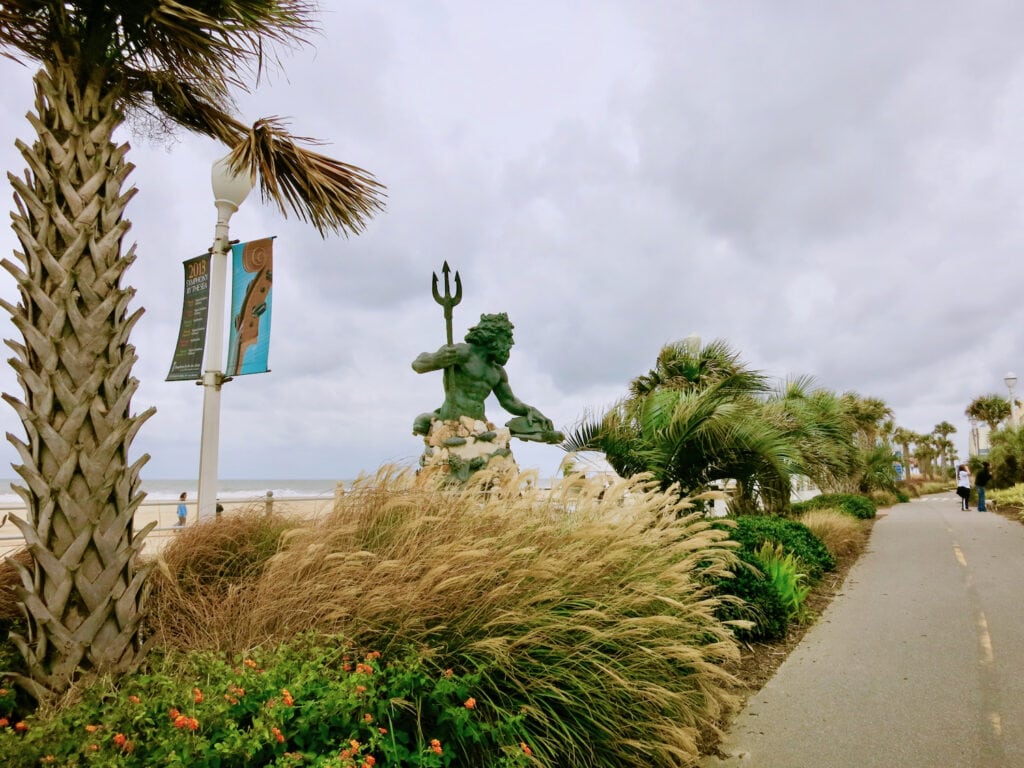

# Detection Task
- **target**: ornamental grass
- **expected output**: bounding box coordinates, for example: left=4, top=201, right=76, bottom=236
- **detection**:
left=147, top=466, right=745, bottom=767
left=796, top=509, right=869, bottom=558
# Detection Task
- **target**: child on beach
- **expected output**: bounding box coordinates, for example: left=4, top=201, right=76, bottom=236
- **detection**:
left=177, top=492, right=188, bottom=526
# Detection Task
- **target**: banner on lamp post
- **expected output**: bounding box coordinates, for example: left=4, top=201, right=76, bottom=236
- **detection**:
left=166, top=253, right=211, bottom=381
left=225, top=237, right=274, bottom=376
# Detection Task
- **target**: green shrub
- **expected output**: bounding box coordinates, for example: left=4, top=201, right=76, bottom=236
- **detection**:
left=791, top=493, right=876, bottom=520
left=754, top=542, right=811, bottom=623
left=0, top=635, right=532, bottom=767
left=713, top=548, right=790, bottom=641
left=719, top=516, right=835, bottom=580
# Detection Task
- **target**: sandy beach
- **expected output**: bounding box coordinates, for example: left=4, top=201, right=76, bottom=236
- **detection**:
left=0, top=493, right=336, bottom=557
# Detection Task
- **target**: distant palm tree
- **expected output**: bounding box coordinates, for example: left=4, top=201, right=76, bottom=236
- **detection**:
left=933, top=421, right=958, bottom=473
left=0, top=1, right=384, bottom=701
left=892, top=426, right=916, bottom=479
left=841, top=392, right=894, bottom=450
left=965, top=395, right=1011, bottom=452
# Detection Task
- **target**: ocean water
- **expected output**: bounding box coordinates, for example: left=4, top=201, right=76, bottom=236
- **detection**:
left=0, top=478, right=344, bottom=506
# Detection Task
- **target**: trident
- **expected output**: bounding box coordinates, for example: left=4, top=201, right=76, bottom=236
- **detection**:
left=432, top=261, right=462, bottom=392
left=432, top=260, right=462, bottom=346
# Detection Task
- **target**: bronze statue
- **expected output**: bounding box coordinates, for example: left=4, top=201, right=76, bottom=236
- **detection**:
left=413, top=312, right=563, bottom=444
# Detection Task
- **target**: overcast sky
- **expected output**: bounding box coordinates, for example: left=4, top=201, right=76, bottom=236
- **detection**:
left=0, top=1, right=1022, bottom=481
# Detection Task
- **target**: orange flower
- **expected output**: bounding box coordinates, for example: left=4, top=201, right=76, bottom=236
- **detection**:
left=168, top=708, right=181, bottom=719
left=89, top=744, right=99, bottom=752
left=349, top=739, right=361, bottom=751
left=464, top=697, right=476, bottom=709
left=363, top=757, right=377, bottom=767
left=443, top=669, right=454, bottom=678
left=430, top=738, right=442, bottom=755
left=128, top=695, right=142, bottom=705
left=354, top=685, right=367, bottom=695
left=85, top=724, right=100, bottom=733
left=520, top=742, right=533, bottom=757
left=363, top=713, right=373, bottom=723
left=281, top=688, right=295, bottom=706
left=0, top=718, right=8, bottom=728
left=365, top=651, right=381, bottom=660
left=14, top=721, right=28, bottom=733
left=243, top=658, right=258, bottom=668
left=173, top=715, right=189, bottom=729
left=193, top=688, right=204, bottom=703
left=41, top=757, right=56, bottom=764
left=113, top=733, right=127, bottom=748
left=355, top=663, right=374, bottom=675
left=378, top=727, right=388, bottom=735
left=187, top=717, right=200, bottom=731
left=272, top=726, right=286, bottom=743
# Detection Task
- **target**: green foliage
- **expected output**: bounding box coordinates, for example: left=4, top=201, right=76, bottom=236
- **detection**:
left=0, top=636, right=531, bottom=767
left=987, top=425, right=1024, bottom=489
left=720, top=516, right=835, bottom=581
left=753, top=543, right=811, bottom=623
left=792, top=493, right=876, bottom=520
left=713, top=548, right=791, bottom=641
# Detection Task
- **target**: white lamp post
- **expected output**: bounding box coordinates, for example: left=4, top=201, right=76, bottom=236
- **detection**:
left=1006, top=371, right=1018, bottom=428
left=197, top=155, right=254, bottom=521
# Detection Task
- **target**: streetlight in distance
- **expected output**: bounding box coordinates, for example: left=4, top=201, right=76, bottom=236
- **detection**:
left=1005, top=372, right=1019, bottom=428
left=197, top=155, right=254, bottom=521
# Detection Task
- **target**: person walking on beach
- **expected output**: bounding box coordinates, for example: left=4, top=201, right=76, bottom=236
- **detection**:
left=956, top=465, right=971, bottom=510
left=176, top=492, right=188, bottom=527
left=975, top=461, right=992, bottom=511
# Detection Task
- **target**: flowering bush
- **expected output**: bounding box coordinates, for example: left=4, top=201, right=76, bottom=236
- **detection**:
left=0, top=636, right=531, bottom=767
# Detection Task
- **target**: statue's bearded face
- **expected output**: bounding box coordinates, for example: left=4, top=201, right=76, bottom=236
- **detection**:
left=490, top=337, right=512, bottom=364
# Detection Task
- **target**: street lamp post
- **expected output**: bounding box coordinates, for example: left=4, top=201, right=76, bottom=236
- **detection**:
left=197, top=155, right=254, bottom=521
left=1006, top=371, right=1018, bottom=428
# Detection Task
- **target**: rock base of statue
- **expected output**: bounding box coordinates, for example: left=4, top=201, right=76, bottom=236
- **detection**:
left=418, top=416, right=520, bottom=483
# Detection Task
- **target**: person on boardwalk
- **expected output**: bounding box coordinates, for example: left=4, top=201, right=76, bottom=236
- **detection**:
left=176, top=492, right=188, bottom=526
left=975, top=461, right=992, bottom=511
left=956, top=464, right=971, bottom=510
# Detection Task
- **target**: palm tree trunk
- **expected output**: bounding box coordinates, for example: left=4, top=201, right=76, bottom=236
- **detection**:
left=2, top=55, right=155, bottom=700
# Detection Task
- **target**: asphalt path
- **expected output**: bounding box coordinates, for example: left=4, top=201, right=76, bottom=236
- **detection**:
left=703, top=494, right=1024, bottom=768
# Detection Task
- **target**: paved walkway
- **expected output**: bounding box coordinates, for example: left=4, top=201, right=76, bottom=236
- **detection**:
left=703, top=494, right=1024, bottom=768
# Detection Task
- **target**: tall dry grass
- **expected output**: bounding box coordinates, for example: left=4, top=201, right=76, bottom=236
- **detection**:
left=797, top=508, right=868, bottom=558
left=148, top=466, right=745, bottom=767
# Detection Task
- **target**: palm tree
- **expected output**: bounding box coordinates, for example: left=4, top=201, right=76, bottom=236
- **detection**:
left=760, top=376, right=858, bottom=497
left=0, top=2, right=384, bottom=701
left=841, top=392, right=893, bottom=450
left=563, top=338, right=797, bottom=513
left=965, top=394, right=1011, bottom=452
left=933, top=421, right=958, bottom=474
left=891, top=426, right=915, bottom=480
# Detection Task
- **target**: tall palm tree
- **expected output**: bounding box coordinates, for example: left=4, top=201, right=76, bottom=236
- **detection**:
left=0, top=2, right=384, bottom=700
left=933, top=421, right=958, bottom=473
left=891, top=426, right=915, bottom=480
left=965, top=394, right=1011, bottom=452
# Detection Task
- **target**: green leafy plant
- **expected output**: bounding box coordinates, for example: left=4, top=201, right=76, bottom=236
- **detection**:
left=712, top=548, right=791, bottom=641
left=719, top=516, right=835, bottom=580
left=0, top=636, right=531, bottom=767
left=754, top=542, right=811, bottom=623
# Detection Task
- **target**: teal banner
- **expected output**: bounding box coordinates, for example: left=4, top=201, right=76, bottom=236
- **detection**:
left=167, top=253, right=211, bottom=381
left=226, top=237, right=274, bottom=376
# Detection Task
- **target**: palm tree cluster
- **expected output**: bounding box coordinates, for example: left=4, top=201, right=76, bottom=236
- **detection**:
left=0, top=1, right=384, bottom=701
left=562, top=338, right=898, bottom=513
